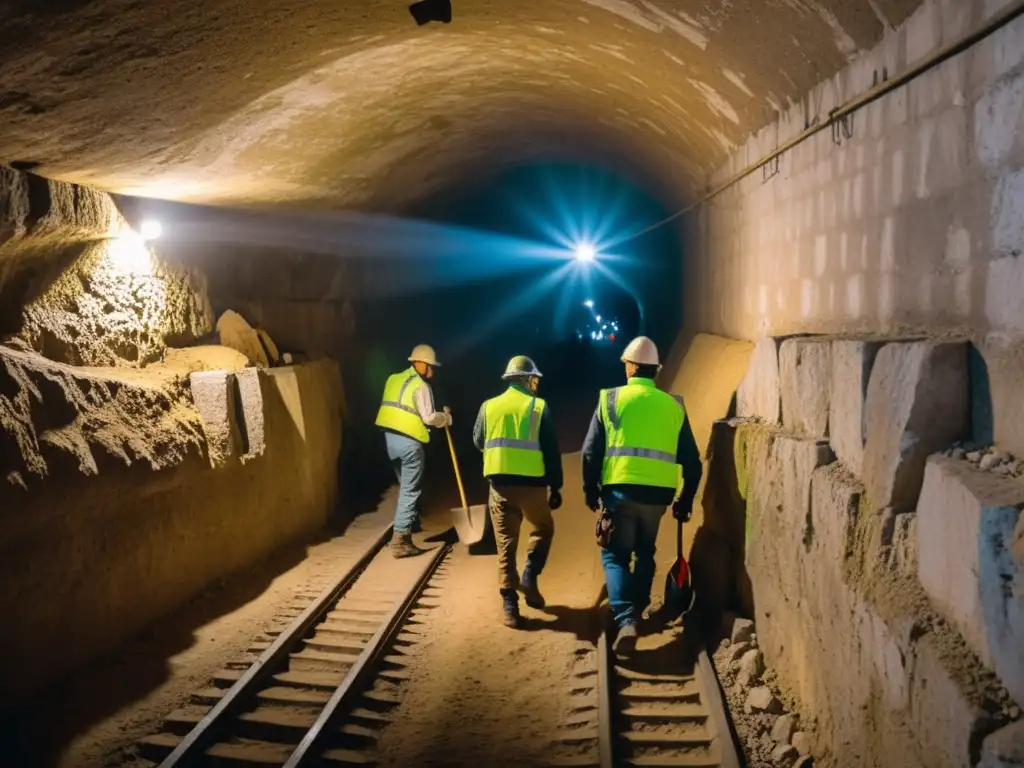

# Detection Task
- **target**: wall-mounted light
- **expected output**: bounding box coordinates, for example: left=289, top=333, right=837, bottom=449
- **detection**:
left=140, top=219, right=163, bottom=241
left=109, top=231, right=153, bottom=275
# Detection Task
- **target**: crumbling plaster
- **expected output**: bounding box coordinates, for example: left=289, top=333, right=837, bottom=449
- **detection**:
left=0, top=0, right=921, bottom=209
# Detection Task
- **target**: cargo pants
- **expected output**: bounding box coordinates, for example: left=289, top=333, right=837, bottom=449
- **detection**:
left=488, top=484, right=554, bottom=591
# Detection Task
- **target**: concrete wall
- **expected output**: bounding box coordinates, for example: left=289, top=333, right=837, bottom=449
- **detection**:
left=686, top=0, right=1024, bottom=458
left=0, top=353, right=345, bottom=705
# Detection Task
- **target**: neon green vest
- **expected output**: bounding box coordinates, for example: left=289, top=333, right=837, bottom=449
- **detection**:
left=482, top=386, right=547, bottom=478
left=599, top=377, right=684, bottom=490
left=375, top=367, right=430, bottom=443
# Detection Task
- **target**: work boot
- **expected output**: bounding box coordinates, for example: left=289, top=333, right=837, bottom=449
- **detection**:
left=519, top=569, right=546, bottom=609
left=612, top=621, right=638, bottom=657
left=391, top=532, right=428, bottom=559
left=501, top=589, right=522, bottom=628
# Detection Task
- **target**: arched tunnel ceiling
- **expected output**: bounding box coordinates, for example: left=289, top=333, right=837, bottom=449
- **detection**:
left=0, top=0, right=923, bottom=211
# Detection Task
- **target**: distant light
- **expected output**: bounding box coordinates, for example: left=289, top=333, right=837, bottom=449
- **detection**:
left=140, top=220, right=163, bottom=241
left=573, top=242, right=596, bottom=262
left=583, top=299, right=594, bottom=309
left=596, top=315, right=602, bottom=323
left=609, top=333, right=616, bottom=341
left=602, top=324, right=608, bottom=330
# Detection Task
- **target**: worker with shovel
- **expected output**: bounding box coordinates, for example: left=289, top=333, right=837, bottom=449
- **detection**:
left=375, top=344, right=452, bottom=558
left=473, top=355, right=563, bottom=628
left=581, top=336, right=702, bottom=657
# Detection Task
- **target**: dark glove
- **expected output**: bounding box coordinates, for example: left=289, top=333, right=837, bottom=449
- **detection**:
left=672, top=499, right=692, bottom=523
left=548, top=488, right=563, bottom=511
left=595, top=511, right=614, bottom=549
left=585, top=491, right=601, bottom=512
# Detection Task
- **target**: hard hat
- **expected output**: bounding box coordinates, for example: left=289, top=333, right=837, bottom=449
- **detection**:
left=621, top=336, right=660, bottom=367
left=502, top=355, right=543, bottom=380
left=408, top=344, right=440, bottom=367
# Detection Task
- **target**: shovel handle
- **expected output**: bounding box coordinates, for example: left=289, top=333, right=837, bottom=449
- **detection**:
left=444, top=424, right=469, bottom=510
left=676, top=518, right=684, bottom=562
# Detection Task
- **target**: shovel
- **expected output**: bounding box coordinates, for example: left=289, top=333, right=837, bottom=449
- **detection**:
left=661, top=518, right=696, bottom=622
left=444, top=423, right=491, bottom=549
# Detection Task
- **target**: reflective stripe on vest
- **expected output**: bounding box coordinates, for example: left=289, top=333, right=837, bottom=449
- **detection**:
left=599, top=378, right=684, bottom=490
left=483, top=387, right=546, bottom=478
left=374, top=367, right=430, bottom=443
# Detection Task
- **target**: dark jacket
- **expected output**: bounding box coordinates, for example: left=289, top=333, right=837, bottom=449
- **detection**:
left=581, top=377, right=702, bottom=509
left=473, top=384, right=563, bottom=490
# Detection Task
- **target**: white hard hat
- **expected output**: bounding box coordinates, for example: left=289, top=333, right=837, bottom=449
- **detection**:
left=621, top=336, right=660, bottom=367
left=408, top=344, right=440, bottom=367
left=502, top=355, right=543, bottom=380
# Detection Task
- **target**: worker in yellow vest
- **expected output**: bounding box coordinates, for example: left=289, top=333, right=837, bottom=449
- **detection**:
left=473, top=355, right=563, bottom=628
left=581, top=336, right=702, bottom=656
left=375, top=344, right=452, bottom=558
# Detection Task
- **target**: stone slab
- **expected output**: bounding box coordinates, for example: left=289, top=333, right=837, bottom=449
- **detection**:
left=190, top=370, right=242, bottom=466
left=830, top=339, right=884, bottom=477
left=217, top=309, right=269, bottom=367
left=809, top=464, right=863, bottom=574
left=916, top=456, right=1024, bottom=705
left=234, top=368, right=266, bottom=461
left=737, top=337, right=781, bottom=424
left=984, top=335, right=1024, bottom=460
left=780, top=336, right=832, bottom=438
left=862, top=341, right=970, bottom=511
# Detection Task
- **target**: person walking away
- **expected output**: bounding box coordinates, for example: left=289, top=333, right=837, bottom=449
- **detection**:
left=581, top=336, right=702, bottom=656
left=375, top=344, right=452, bottom=558
left=474, top=355, right=563, bottom=628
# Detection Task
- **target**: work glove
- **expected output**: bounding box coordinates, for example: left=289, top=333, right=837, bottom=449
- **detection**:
left=672, top=498, right=692, bottom=523
left=442, top=406, right=453, bottom=427
left=585, top=491, right=600, bottom=513
left=548, top=488, right=563, bottom=511
left=595, top=510, right=614, bottom=549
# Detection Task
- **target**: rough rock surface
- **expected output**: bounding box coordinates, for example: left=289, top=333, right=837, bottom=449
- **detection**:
left=862, top=341, right=970, bottom=511
left=829, top=339, right=884, bottom=476
left=737, top=338, right=781, bottom=424
left=1, top=168, right=212, bottom=367
left=916, top=455, right=1024, bottom=705
left=158, top=345, right=250, bottom=374
left=780, top=337, right=831, bottom=438
left=979, top=719, right=1024, bottom=768
left=1, top=344, right=205, bottom=488
left=190, top=371, right=243, bottom=467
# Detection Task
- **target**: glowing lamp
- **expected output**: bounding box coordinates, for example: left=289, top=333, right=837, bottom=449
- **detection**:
left=573, top=242, right=596, bottom=262
left=583, top=299, right=594, bottom=308
left=140, top=219, right=163, bottom=241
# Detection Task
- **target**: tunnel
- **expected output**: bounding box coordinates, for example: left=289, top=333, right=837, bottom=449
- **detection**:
left=2, top=0, right=1024, bottom=766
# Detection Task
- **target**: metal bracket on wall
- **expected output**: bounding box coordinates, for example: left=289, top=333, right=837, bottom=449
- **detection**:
left=830, top=109, right=854, bottom=146
left=762, top=153, right=780, bottom=183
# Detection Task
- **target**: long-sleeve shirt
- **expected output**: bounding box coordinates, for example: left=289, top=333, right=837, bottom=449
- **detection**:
left=581, top=378, right=703, bottom=509
left=473, top=385, right=563, bottom=490
left=413, top=378, right=451, bottom=428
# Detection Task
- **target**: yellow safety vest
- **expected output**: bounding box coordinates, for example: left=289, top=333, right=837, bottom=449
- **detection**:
left=599, top=377, right=684, bottom=490
left=482, top=386, right=547, bottom=478
left=375, top=367, right=430, bottom=443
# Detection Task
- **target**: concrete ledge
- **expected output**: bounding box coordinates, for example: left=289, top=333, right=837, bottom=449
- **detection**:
left=917, top=455, right=1024, bottom=705
left=780, top=336, right=832, bottom=438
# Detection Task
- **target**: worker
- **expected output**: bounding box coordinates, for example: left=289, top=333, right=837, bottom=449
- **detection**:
left=581, top=336, right=702, bottom=656
left=375, top=344, right=452, bottom=558
left=473, top=355, right=563, bottom=628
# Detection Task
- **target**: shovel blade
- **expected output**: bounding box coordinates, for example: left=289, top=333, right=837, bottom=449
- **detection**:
left=661, top=557, right=696, bottom=621
left=451, top=504, right=489, bottom=546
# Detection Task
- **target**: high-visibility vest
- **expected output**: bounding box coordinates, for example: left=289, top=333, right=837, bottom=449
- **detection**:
left=375, top=367, right=430, bottom=443
left=599, top=377, right=684, bottom=490
left=482, top=386, right=547, bottom=478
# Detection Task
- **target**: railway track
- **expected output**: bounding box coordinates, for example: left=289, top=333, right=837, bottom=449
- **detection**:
left=139, top=521, right=451, bottom=767
left=596, top=630, right=743, bottom=768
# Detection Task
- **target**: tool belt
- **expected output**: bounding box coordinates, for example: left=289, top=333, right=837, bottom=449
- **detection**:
left=595, top=510, right=614, bottom=549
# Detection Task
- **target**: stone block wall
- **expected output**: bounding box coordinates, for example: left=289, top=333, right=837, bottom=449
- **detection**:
left=708, top=334, right=1022, bottom=767
left=685, top=0, right=1024, bottom=459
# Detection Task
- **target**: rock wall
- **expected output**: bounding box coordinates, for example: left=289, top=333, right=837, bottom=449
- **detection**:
left=685, top=0, right=1024, bottom=459
left=0, top=166, right=212, bottom=366
left=0, top=352, right=345, bottom=705
left=701, top=334, right=1023, bottom=767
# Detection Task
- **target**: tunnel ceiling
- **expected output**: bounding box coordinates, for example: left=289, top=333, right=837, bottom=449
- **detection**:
left=0, top=0, right=923, bottom=211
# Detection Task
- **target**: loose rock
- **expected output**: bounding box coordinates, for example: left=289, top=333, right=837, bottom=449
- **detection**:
left=731, top=617, right=755, bottom=645
left=792, top=731, right=812, bottom=755
left=771, top=743, right=798, bottom=764
left=738, top=648, right=764, bottom=688
left=951, top=447, right=966, bottom=460
left=967, top=451, right=983, bottom=462
left=771, top=713, right=797, bottom=743
left=980, top=453, right=1002, bottom=471
left=746, top=686, right=780, bottom=713
left=728, top=641, right=752, bottom=663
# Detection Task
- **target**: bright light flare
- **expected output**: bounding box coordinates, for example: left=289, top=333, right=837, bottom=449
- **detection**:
left=109, top=232, right=153, bottom=275
left=140, top=220, right=163, bottom=241
left=583, top=299, right=594, bottom=308
left=573, top=242, right=596, bottom=262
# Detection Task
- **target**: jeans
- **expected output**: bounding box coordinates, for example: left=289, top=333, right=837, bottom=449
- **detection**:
left=600, top=492, right=666, bottom=628
left=385, top=431, right=425, bottom=533
left=488, top=484, right=554, bottom=591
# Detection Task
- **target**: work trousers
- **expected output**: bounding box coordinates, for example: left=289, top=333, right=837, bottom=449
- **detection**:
left=385, top=431, right=425, bottom=533
left=488, top=484, right=554, bottom=591
left=600, top=495, right=666, bottom=627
